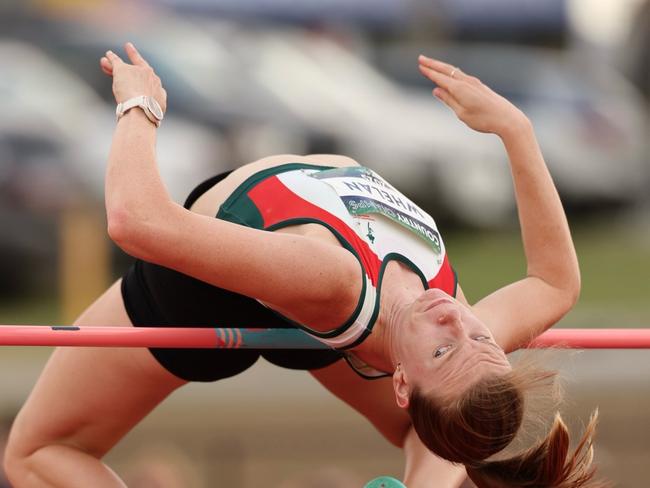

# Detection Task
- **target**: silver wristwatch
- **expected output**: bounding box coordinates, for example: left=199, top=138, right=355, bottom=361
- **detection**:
left=115, top=95, right=164, bottom=127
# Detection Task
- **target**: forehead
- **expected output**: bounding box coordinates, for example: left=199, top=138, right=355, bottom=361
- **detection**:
left=422, top=341, right=511, bottom=393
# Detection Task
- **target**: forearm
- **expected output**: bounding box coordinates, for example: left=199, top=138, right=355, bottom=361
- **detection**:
left=105, top=109, right=172, bottom=243
left=501, top=119, right=580, bottom=297
left=417, top=55, right=579, bottom=298
left=102, top=45, right=172, bottom=246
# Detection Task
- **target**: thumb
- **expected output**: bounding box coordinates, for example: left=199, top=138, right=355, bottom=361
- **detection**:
left=105, top=49, right=125, bottom=69
left=99, top=56, right=113, bottom=76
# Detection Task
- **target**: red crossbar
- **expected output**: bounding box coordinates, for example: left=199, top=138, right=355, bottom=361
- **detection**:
left=0, top=326, right=649, bottom=349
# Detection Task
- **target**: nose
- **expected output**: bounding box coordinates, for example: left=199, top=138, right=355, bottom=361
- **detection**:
left=437, top=307, right=463, bottom=331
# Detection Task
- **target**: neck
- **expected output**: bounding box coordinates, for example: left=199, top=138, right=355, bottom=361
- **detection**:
left=365, top=262, right=424, bottom=370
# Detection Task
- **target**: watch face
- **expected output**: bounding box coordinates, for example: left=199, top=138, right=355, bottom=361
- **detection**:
left=146, top=97, right=164, bottom=120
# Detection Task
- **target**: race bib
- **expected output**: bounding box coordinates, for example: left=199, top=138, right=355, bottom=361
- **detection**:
left=310, top=167, right=442, bottom=254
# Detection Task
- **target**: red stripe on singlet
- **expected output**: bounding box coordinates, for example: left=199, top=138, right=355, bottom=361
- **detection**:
left=248, top=175, right=382, bottom=286
left=249, top=174, right=455, bottom=294
left=427, top=254, right=456, bottom=297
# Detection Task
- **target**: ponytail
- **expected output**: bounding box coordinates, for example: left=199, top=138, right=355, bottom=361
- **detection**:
left=407, top=359, right=610, bottom=488
left=467, top=411, right=609, bottom=488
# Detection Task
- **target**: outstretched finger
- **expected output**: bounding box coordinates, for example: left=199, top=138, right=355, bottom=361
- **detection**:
left=418, top=63, right=458, bottom=92
left=432, top=87, right=462, bottom=113
left=125, top=42, right=150, bottom=68
left=99, top=56, right=113, bottom=76
left=418, top=55, right=462, bottom=78
left=105, top=49, right=125, bottom=66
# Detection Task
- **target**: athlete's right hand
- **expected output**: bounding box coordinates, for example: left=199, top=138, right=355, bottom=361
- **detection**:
left=99, top=42, right=167, bottom=114
left=417, top=55, right=528, bottom=139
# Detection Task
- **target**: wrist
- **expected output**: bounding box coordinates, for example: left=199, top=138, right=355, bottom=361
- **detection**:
left=117, top=105, right=157, bottom=128
left=498, top=114, right=534, bottom=145
left=116, top=95, right=164, bottom=127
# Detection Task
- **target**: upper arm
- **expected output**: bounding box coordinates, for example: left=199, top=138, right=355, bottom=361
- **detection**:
left=111, top=201, right=362, bottom=331
left=458, top=277, right=579, bottom=353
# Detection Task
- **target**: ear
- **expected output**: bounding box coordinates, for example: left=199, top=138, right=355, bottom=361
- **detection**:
left=392, top=364, right=410, bottom=409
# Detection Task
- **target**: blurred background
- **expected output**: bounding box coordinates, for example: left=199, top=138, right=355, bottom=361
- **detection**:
left=0, top=0, right=648, bottom=486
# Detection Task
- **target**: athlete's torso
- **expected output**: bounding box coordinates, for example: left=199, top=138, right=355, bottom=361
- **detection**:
left=188, top=154, right=456, bottom=375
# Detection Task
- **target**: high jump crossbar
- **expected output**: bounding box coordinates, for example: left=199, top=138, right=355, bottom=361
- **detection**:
left=0, top=326, right=649, bottom=349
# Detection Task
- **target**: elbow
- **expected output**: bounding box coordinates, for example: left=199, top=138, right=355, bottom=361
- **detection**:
left=564, top=264, right=582, bottom=309
left=106, top=205, right=153, bottom=258
left=535, top=260, right=581, bottom=316
left=107, top=206, right=134, bottom=248
left=107, top=201, right=178, bottom=260
left=568, top=275, right=581, bottom=308
left=556, top=272, right=581, bottom=318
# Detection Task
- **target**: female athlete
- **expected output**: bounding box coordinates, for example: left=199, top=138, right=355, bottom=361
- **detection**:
left=4, top=43, right=603, bottom=487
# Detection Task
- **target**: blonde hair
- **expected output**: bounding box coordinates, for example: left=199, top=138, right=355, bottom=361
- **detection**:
left=408, top=359, right=609, bottom=487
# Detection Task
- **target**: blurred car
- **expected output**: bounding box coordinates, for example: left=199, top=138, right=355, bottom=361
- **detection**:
left=375, top=41, right=650, bottom=210
left=200, top=23, right=514, bottom=225
left=620, top=0, right=650, bottom=104
left=7, top=11, right=521, bottom=225
left=0, top=40, right=224, bottom=294
left=9, top=14, right=319, bottom=158
left=158, top=0, right=412, bottom=28
left=0, top=113, right=75, bottom=295
left=0, top=39, right=224, bottom=203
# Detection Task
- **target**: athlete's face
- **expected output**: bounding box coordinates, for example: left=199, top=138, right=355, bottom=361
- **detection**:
left=392, top=288, right=511, bottom=408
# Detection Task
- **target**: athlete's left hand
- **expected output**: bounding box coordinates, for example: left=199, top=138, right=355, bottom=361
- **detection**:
left=99, top=42, right=167, bottom=114
left=418, top=55, right=528, bottom=138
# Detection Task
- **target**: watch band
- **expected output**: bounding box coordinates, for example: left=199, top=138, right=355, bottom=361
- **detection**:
left=115, top=95, right=162, bottom=127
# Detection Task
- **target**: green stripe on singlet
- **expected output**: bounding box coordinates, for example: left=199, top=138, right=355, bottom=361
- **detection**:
left=218, top=190, right=265, bottom=228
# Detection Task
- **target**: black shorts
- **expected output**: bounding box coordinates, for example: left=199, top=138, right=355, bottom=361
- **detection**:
left=120, top=171, right=343, bottom=382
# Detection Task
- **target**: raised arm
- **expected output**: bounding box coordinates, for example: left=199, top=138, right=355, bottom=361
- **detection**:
left=99, top=44, right=360, bottom=330
left=418, top=55, right=580, bottom=352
